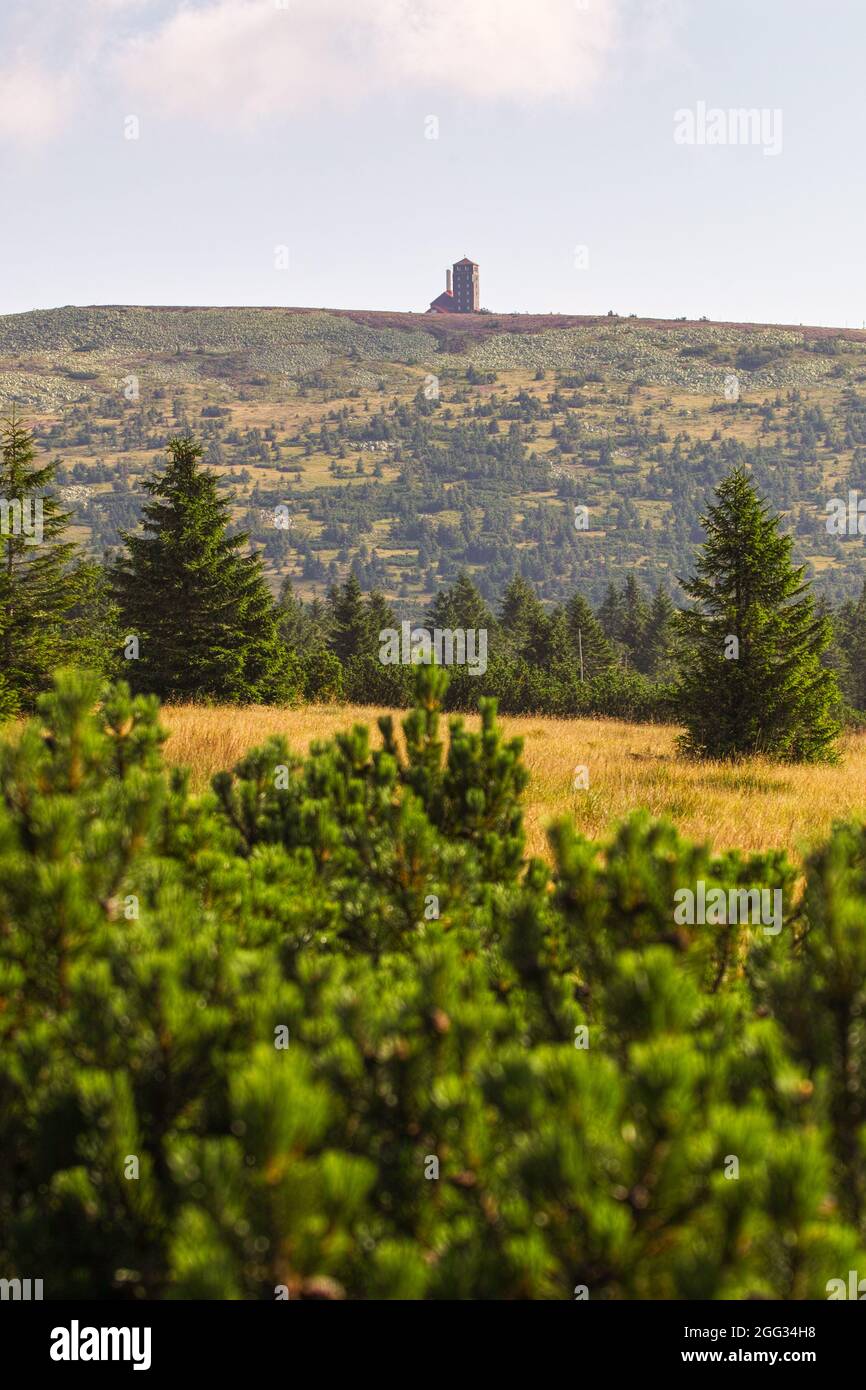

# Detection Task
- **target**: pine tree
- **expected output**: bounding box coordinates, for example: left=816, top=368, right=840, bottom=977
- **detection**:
left=620, top=574, right=651, bottom=666
left=642, top=584, right=676, bottom=679
left=342, top=587, right=404, bottom=704
left=64, top=560, right=123, bottom=681
left=677, top=466, right=841, bottom=761
left=0, top=413, right=81, bottom=709
left=113, top=436, right=296, bottom=703
left=366, top=588, right=396, bottom=643
left=327, top=573, right=370, bottom=663
left=277, top=576, right=311, bottom=648
left=835, top=582, right=866, bottom=708
left=526, top=605, right=573, bottom=670
left=597, top=581, right=627, bottom=644
left=564, top=591, right=614, bottom=678
left=499, top=574, right=546, bottom=654
left=426, top=570, right=494, bottom=632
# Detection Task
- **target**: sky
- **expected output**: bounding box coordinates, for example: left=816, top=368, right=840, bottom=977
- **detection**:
left=0, top=0, right=863, bottom=327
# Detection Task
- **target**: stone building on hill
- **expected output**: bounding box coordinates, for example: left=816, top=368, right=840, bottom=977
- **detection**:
left=427, top=257, right=479, bottom=313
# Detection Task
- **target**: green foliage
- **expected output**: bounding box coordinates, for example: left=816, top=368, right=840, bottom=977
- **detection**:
left=643, top=584, right=677, bottom=679
left=2, top=665, right=865, bottom=1299
left=0, top=414, right=83, bottom=709
left=499, top=574, right=547, bottom=650
left=564, top=591, right=615, bottom=677
left=677, top=466, right=842, bottom=761
left=113, top=436, right=297, bottom=704
left=326, top=573, right=372, bottom=664
left=834, top=581, right=866, bottom=712
left=64, top=559, right=124, bottom=682
left=426, top=570, right=495, bottom=633
left=286, top=569, right=675, bottom=721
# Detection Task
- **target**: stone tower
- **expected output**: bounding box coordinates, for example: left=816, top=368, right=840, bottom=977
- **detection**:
left=452, top=257, right=479, bottom=312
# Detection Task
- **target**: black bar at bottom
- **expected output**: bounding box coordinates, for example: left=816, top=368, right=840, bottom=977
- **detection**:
left=0, top=1297, right=859, bottom=1376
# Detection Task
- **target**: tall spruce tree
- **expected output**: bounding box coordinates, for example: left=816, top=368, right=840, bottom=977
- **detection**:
left=0, top=413, right=81, bottom=710
left=326, top=575, right=396, bottom=664
left=64, top=560, right=123, bottom=682
left=365, top=588, right=396, bottom=646
left=113, top=435, right=295, bottom=703
left=525, top=605, right=573, bottom=670
left=620, top=574, right=651, bottom=666
left=564, top=591, right=615, bottom=678
left=598, top=581, right=627, bottom=644
left=277, top=576, right=312, bottom=649
left=426, top=570, right=494, bottom=632
left=499, top=574, right=546, bottom=654
left=836, top=581, right=866, bottom=708
left=677, top=466, right=840, bottom=761
left=642, top=584, right=676, bottom=679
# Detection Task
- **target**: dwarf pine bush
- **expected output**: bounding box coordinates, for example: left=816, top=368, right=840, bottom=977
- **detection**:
left=1, top=666, right=865, bottom=1299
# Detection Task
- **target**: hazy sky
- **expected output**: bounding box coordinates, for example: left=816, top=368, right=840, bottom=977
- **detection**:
left=1, top=0, right=863, bottom=326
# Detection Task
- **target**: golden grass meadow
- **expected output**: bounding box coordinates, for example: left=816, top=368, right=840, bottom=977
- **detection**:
left=158, top=703, right=866, bottom=863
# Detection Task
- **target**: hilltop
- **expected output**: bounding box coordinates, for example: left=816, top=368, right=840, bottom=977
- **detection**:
left=3, top=304, right=866, bottom=611
left=2, top=304, right=859, bottom=408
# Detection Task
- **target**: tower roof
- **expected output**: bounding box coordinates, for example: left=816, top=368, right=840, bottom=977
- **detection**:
left=454, top=257, right=477, bottom=266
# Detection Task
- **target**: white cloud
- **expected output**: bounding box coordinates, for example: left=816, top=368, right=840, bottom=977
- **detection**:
left=0, top=0, right=152, bottom=144
left=0, top=0, right=690, bottom=144
left=113, top=0, right=623, bottom=124
left=0, top=60, right=76, bottom=143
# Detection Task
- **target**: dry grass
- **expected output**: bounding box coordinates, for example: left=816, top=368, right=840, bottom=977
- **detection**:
left=158, top=703, right=866, bottom=863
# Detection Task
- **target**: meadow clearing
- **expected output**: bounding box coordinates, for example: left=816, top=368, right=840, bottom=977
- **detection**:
left=159, top=702, right=866, bottom=863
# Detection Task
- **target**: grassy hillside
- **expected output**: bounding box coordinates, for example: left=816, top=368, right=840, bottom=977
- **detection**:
left=4, top=304, right=866, bottom=612
left=158, top=701, right=866, bottom=862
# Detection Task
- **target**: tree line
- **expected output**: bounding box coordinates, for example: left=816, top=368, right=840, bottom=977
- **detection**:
left=0, top=417, right=846, bottom=761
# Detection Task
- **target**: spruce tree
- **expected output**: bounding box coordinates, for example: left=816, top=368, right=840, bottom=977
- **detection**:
left=426, top=570, right=493, bottom=632
left=365, top=588, right=396, bottom=644
left=64, top=560, right=123, bottom=681
left=677, top=466, right=840, bottom=761
left=277, top=580, right=343, bottom=701
left=113, top=435, right=295, bottom=703
left=564, top=591, right=615, bottom=678
left=277, top=576, right=310, bottom=648
left=328, top=573, right=370, bottom=662
left=499, top=574, right=546, bottom=654
left=597, top=581, right=627, bottom=644
left=342, top=587, right=404, bottom=704
left=836, top=581, right=866, bottom=708
left=526, top=605, right=573, bottom=669
left=642, top=584, right=676, bottom=679
left=620, top=574, right=651, bottom=666
left=0, top=413, right=80, bottom=709
left=279, top=580, right=334, bottom=655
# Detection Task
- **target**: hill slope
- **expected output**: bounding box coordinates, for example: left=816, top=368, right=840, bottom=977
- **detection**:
left=3, top=304, right=866, bottom=610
